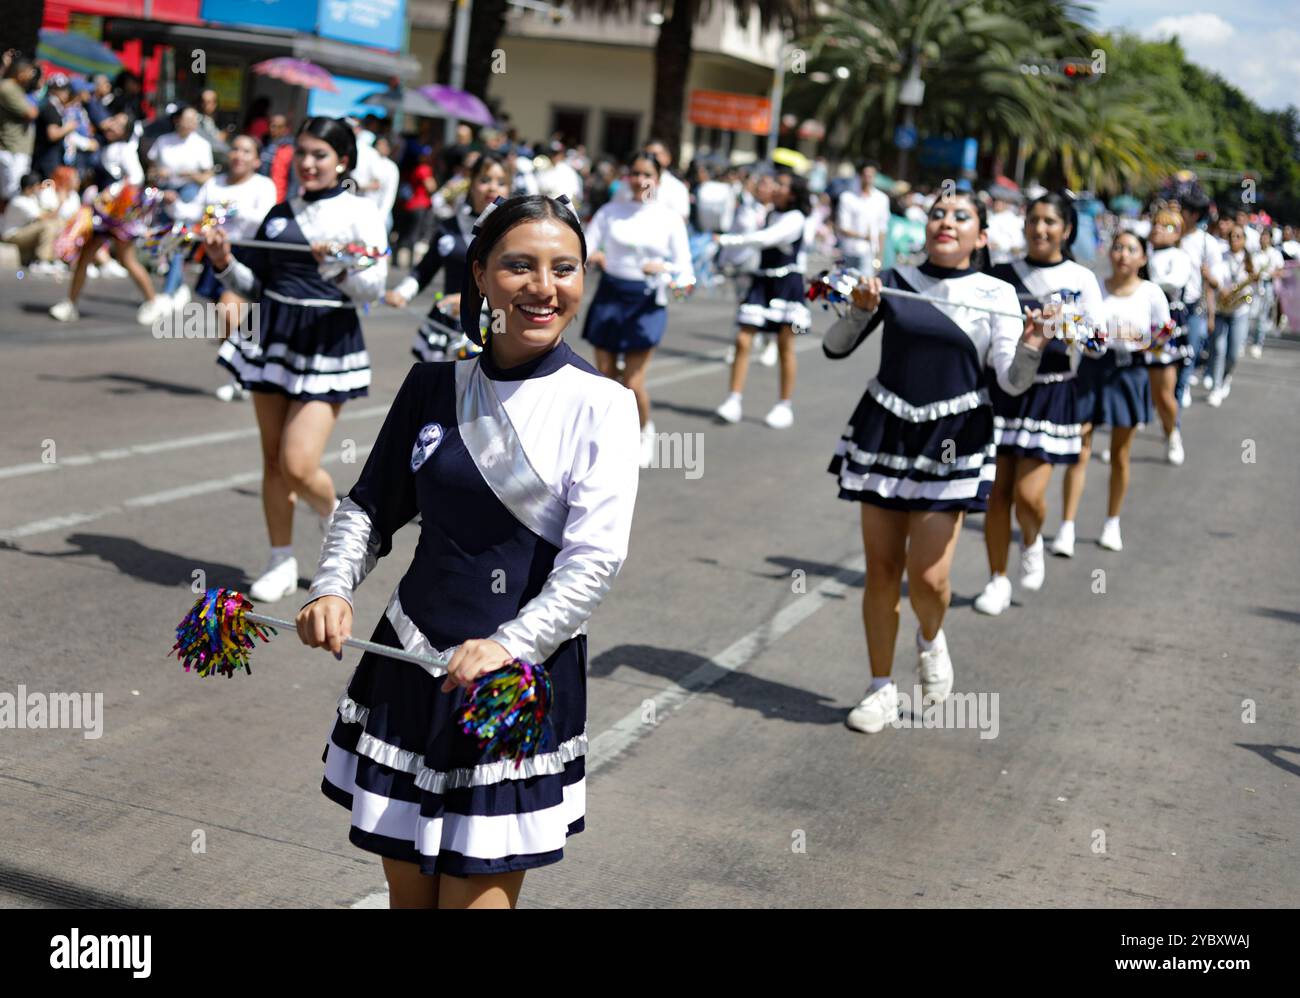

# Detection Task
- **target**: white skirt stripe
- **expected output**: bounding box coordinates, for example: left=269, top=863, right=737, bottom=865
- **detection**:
left=838, top=459, right=997, bottom=500
left=836, top=439, right=990, bottom=475
left=219, top=340, right=371, bottom=395
left=336, top=695, right=588, bottom=792
left=994, top=428, right=1083, bottom=456
left=993, top=414, right=1082, bottom=438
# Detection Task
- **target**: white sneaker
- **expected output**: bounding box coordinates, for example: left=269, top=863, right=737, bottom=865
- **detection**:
left=214, top=381, right=250, bottom=402
left=724, top=345, right=736, bottom=364
left=1019, top=536, right=1046, bottom=591
left=639, top=421, right=657, bottom=468
left=1166, top=429, right=1185, bottom=466
left=973, top=574, right=1012, bottom=616
left=1249, top=344, right=1263, bottom=359
left=1099, top=447, right=1111, bottom=464
left=1221, top=377, right=1232, bottom=399
left=846, top=682, right=898, bottom=734
left=1202, top=374, right=1214, bottom=390
left=137, top=296, right=168, bottom=325
left=764, top=401, right=794, bottom=429
left=1051, top=522, right=1076, bottom=558
left=170, top=284, right=191, bottom=309
left=1179, top=386, right=1192, bottom=408
left=1206, top=388, right=1223, bottom=408
left=48, top=300, right=79, bottom=322
left=85, top=264, right=100, bottom=279
left=249, top=555, right=298, bottom=603
left=101, top=259, right=128, bottom=278
left=715, top=394, right=743, bottom=424
left=1098, top=520, right=1123, bottom=552
left=917, top=630, right=953, bottom=703
left=759, top=340, right=779, bottom=367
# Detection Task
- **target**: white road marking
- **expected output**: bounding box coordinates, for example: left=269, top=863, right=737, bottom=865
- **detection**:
left=0, top=404, right=391, bottom=481
left=347, top=551, right=865, bottom=908
left=0, top=446, right=371, bottom=541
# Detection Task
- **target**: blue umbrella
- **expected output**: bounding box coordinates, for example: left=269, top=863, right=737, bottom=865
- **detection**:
left=37, top=29, right=122, bottom=78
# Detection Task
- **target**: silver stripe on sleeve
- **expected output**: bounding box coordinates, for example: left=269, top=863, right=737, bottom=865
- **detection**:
left=454, top=360, right=569, bottom=549
left=216, top=258, right=258, bottom=297
left=305, top=497, right=379, bottom=607
left=488, top=557, right=605, bottom=665
left=1003, top=341, right=1043, bottom=395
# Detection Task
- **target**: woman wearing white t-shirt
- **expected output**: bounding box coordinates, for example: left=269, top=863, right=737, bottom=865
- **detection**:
left=1057, top=231, right=1170, bottom=553
left=1206, top=225, right=1254, bottom=407
left=582, top=150, right=694, bottom=467
left=1248, top=227, right=1283, bottom=358
left=149, top=105, right=214, bottom=305
left=173, top=134, right=277, bottom=401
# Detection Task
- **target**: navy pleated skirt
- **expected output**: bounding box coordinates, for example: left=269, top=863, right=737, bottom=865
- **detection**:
left=581, top=273, right=666, bottom=353
left=990, top=378, right=1082, bottom=464
left=1075, top=352, right=1152, bottom=427
left=737, top=272, right=811, bottom=333
left=217, top=295, right=370, bottom=403
left=321, top=614, right=588, bottom=877
left=830, top=381, right=997, bottom=512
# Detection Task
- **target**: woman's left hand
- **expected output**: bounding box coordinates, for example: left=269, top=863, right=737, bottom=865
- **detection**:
left=441, top=638, right=514, bottom=693
left=311, top=240, right=339, bottom=264
left=1022, top=307, right=1049, bottom=350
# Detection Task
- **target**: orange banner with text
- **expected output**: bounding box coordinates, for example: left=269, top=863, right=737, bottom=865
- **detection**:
left=687, top=90, right=772, bottom=135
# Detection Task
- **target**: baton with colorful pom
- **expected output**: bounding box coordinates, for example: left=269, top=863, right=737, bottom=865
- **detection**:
left=172, top=587, right=551, bottom=763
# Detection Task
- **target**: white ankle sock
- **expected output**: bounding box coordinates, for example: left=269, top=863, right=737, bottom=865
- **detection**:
left=269, top=545, right=294, bottom=564
left=917, top=629, right=943, bottom=651
left=868, top=676, right=894, bottom=693
left=726, top=391, right=742, bottom=403
left=772, top=399, right=791, bottom=409
left=1104, top=516, right=1120, bottom=531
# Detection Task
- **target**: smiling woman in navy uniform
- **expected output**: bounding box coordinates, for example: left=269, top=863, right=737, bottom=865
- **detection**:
left=973, top=193, right=1103, bottom=617
left=295, top=194, right=640, bottom=909
left=204, top=117, right=388, bottom=605
left=385, top=154, right=510, bottom=361
left=823, top=190, right=1047, bottom=735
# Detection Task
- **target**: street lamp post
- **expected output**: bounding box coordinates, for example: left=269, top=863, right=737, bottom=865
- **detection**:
left=895, top=55, right=925, bottom=182
left=445, top=0, right=473, bottom=147
left=768, top=41, right=786, bottom=159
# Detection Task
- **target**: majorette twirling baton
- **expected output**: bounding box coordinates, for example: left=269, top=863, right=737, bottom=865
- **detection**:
left=808, top=269, right=1175, bottom=352
left=173, top=587, right=552, bottom=764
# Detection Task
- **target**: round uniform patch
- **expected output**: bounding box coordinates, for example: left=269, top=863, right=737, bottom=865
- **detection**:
left=265, top=217, right=288, bottom=240
left=436, top=233, right=456, bottom=257
left=411, top=422, right=444, bottom=472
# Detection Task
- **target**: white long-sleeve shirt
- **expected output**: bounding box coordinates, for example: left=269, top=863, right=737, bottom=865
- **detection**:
left=172, top=172, right=277, bottom=243
left=585, top=198, right=694, bottom=285
left=717, top=208, right=808, bottom=274
left=1180, top=227, right=1225, bottom=306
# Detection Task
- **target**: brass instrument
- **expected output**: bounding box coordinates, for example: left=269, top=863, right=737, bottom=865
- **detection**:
left=1217, top=257, right=1256, bottom=312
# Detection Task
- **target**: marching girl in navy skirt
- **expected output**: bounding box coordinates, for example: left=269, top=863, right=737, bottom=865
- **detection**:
left=385, top=153, right=510, bottom=361
left=204, top=117, right=388, bottom=603
left=582, top=149, right=694, bottom=467
left=824, top=191, right=1047, bottom=734
left=176, top=133, right=277, bottom=401
left=1143, top=203, right=1194, bottom=465
left=974, top=193, right=1103, bottom=616
left=714, top=172, right=812, bottom=429
left=296, top=194, right=640, bottom=908
left=1053, top=231, right=1170, bottom=555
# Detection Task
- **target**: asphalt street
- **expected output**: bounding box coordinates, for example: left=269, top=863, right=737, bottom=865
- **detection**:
left=0, top=265, right=1296, bottom=908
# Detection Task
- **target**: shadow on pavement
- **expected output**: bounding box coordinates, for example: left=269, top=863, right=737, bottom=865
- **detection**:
left=1251, top=607, right=1300, bottom=626
left=3, top=533, right=251, bottom=590
left=589, top=642, right=846, bottom=724
left=38, top=372, right=207, bottom=397
left=0, top=857, right=151, bottom=908
left=1236, top=744, right=1300, bottom=779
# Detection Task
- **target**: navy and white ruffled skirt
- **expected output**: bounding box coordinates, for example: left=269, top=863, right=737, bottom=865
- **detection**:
left=321, top=611, right=588, bottom=877
left=990, top=378, right=1081, bottom=464
left=737, top=272, right=811, bottom=333
left=829, top=378, right=996, bottom=512
left=411, top=307, right=462, bottom=363
left=217, top=294, right=370, bottom=403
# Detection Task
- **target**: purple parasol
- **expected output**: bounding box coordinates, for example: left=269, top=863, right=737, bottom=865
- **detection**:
left=417, top=85, right=495, bottom=127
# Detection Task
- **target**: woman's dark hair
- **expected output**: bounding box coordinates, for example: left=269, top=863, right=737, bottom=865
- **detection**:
left=782, top=173, right=813, bottom=216
left=1026, top=192, right=1078, bottom=261
left=229, top=132, right=262, bottom=155
left=629, top=149, right=662, bottom=176
left=928, top=190, right=990, bottom=271
left=460, top=195, right=588, bottom=342
left=169, top=103, right=194, bottom=127
left=297, top=116, right=357, bottom=179
left=243, top=96, right=270, bottom=128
